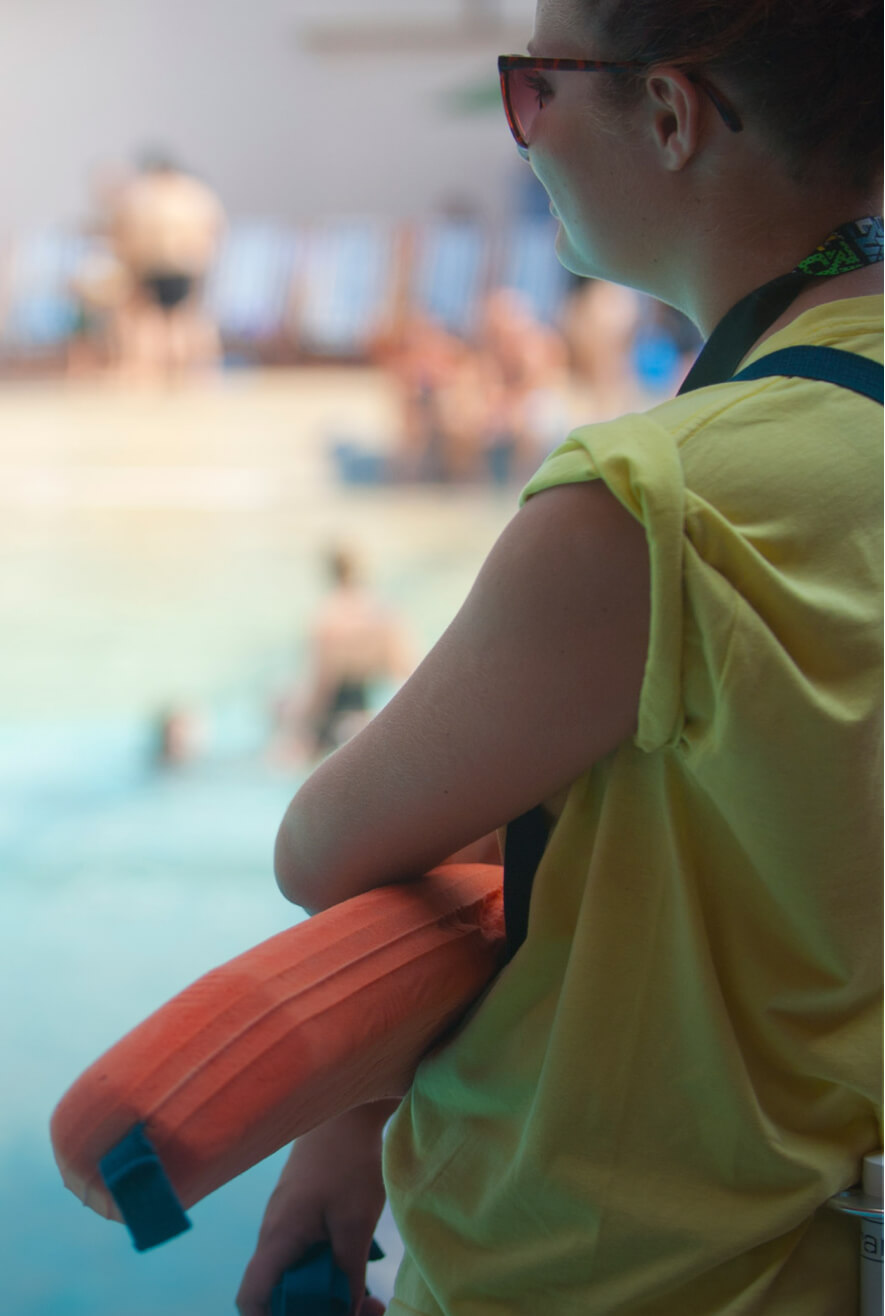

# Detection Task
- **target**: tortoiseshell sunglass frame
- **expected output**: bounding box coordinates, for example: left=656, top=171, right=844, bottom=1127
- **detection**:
left=497, top=54, right=744, bottom=150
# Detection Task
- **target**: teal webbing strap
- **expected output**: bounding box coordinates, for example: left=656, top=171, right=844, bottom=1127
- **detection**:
left=731, top=346, right=884, bottom=405
left=271, top=1240, right=385, bottom=1316
left=99, top=1124, right=191, bottom=1251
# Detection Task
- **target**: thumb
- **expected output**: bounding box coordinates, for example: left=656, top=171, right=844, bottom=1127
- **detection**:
left=237, top=1224, right=323, bottom=1316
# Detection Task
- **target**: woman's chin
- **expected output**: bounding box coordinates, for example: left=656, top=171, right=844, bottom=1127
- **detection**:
left=553, top=224, right=591, bottom=278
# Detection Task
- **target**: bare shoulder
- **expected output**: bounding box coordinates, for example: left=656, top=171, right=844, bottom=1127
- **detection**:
left=464, top=479, right=651, bottom=680
left=493, top=478, right=648, bottom=593
left=458, top=479, right=651, bottom=749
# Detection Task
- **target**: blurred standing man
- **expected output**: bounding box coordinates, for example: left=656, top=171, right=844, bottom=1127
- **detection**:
left=111, top=153, right=225, bottom=382
left=272, top=547, right=416, bottom=765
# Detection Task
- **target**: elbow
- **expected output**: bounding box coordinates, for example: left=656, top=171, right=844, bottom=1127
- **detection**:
left=273, top=794, right=339, bottom=913
left=273, top=821, right=298, bottom=904
left=273, top=809, right=316, bottom=910
left=272, top=762, right=394, bottom=913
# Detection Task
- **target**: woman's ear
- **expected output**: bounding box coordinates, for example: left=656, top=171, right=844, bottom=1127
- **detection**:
left=645, top=67, right=703, bottom=171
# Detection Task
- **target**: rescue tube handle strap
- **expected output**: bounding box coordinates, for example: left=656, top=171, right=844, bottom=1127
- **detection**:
left=271, top=1239, right=385, bottom=1316
left=99, top=1124, right=191, bottom=1252
left=99, top=1122, right=387, bottom=1309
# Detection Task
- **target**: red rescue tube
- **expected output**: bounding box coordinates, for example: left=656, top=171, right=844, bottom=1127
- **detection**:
left=50, top=864, right=505, bottom=1223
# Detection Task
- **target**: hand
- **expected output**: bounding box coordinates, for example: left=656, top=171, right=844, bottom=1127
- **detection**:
left=236, top=1102, right=396, bottom=1316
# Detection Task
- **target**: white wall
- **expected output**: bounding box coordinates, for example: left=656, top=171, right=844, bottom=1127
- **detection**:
left=0, top=0, right=539, bottom=234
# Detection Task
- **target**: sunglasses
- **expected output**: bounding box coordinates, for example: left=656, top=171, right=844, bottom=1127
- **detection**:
left=498, top=55, right=744, bottom=151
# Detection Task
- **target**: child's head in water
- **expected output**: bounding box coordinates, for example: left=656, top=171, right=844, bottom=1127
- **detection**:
left=326, top=546, right=359, bottom=589
left=154, top=706, right=205, bottom=767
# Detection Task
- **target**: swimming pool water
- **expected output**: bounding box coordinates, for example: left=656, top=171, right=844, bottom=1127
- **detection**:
left=0, top=372, right=518, bottom=1311
left=1, top=716, right=406, bottom=1312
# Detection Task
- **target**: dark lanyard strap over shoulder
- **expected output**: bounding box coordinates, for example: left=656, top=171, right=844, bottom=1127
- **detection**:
left=678, top=216, right=883, bottom=394
left=501, top=217, right=883, bottom=961
left=503, top=805, right=550, bottom=959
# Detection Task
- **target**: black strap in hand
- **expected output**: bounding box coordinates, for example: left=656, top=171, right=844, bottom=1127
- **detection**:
left=503, top=805, right=549, bottom=960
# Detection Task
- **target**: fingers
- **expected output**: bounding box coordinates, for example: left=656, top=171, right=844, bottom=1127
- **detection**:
left=328, top=1217, right=378, bottom=1316
left=237, top=1238, right=383, bottom=1316
left=236, top=1223, right=318, bottom=1316
left=323, top=1170, right=387, bottom=1315
left=236, top=1110, right=390, bottom=1315
left=236, top=1218, right=380, bottom=1316
left=359, top=1298, right=387, bottom=1316
left=235, top=1255, right=283, bottom=1316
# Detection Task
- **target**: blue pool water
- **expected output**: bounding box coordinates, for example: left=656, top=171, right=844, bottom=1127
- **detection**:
left=0, top=371, right=517, bottom=1311
left=1, top=713, right=404, bottom=1312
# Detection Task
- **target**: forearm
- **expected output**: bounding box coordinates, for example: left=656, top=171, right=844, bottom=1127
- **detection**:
left=330, top=1098, right=400, bottom=1141
left=275, top=775, right=501, bottom=916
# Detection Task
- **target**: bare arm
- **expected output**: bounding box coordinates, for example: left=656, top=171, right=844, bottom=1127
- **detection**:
left=275, top=481, right=650, bottom=913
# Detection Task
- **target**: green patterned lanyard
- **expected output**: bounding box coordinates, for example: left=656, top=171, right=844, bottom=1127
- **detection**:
left=679, top=216, right=883, bottom=394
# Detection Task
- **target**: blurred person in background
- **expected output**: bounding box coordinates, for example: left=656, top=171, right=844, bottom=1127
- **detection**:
left=66, top=163, right=133, bottom=377
left=372, top=313, right=464, bottom=481
left=474, top=287, right=571, bottom=481
left=632, top=295, right=704, bottom=395
left=153, top=704, right=207, bottom=769
left=239, top=0, right=882, bottom=1310
left=560, top=276, right=645, bottom=418
left=67, top=249, right=131, bottom=377
left=271, top=547, right=415, bottom=766
left=376, top=295, right=570, bottom=485
left=110, top=152, right=225, bottom=382
left=425, top=337, right=502, bottom=482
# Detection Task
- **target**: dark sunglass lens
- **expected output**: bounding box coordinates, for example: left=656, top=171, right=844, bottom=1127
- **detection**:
left=509, top=67, right=543, bottom=146
left=500, top=69, right=526, bottom=147
left=500, top=71, right=521, bottom=146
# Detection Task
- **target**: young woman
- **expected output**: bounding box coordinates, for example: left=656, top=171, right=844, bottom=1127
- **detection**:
left=238, top=1, right=882, bottom=1311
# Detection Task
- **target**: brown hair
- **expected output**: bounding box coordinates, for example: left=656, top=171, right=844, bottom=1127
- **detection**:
left=593, top=0, right=882, bottom=189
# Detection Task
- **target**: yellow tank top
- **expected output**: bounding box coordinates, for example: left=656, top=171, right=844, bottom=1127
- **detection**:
left=383, top=296, right=883, bottom=1316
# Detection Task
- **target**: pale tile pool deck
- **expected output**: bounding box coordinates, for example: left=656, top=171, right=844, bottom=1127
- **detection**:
left=0, top=370, right=530, bottom=1313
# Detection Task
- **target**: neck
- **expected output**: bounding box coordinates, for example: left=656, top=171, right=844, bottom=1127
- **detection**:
left=752, top=261, right=883, bottom=349
left=664, top=189, right=882, bottom=340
